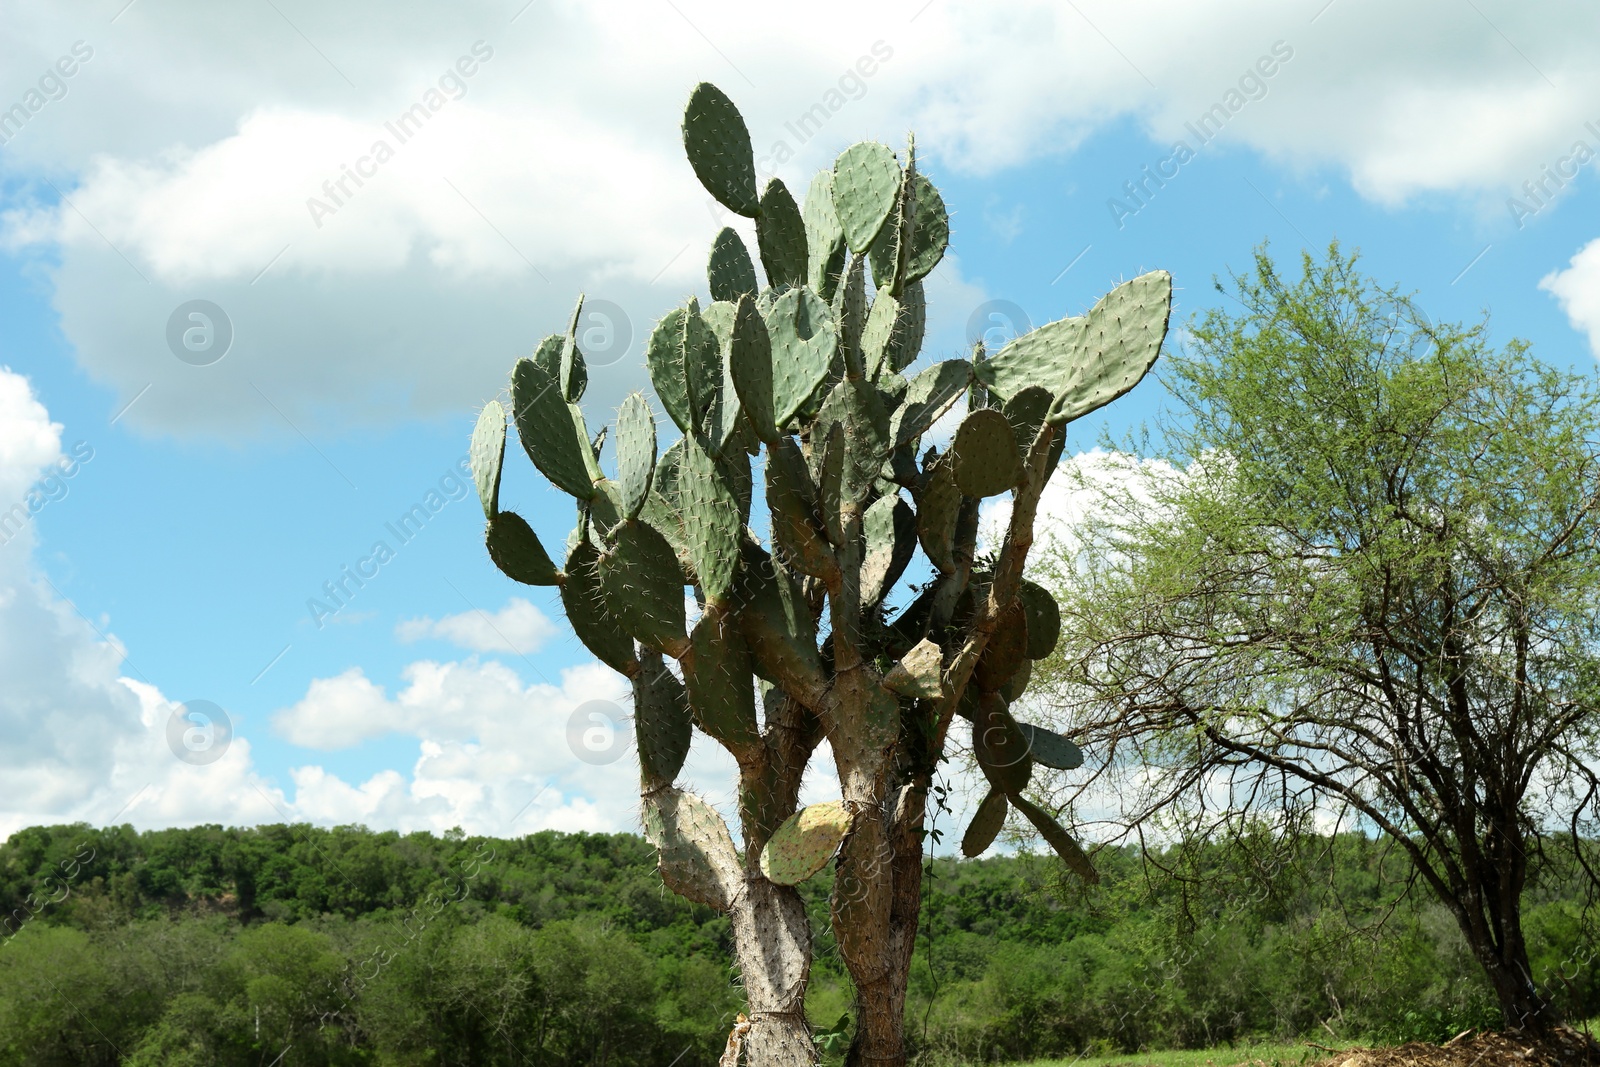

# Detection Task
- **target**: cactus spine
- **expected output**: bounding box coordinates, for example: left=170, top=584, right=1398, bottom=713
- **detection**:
left=469, top=82, right=1171, bottom=1066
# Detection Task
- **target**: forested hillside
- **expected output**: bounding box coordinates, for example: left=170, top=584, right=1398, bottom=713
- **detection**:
left=0, top=823, right=1594, bottom=1066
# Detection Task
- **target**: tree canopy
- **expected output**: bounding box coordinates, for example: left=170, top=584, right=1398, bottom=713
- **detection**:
left=1037, top=244, right=1600, bottom=1033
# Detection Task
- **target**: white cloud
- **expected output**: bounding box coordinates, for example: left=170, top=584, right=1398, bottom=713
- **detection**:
left=396, top=596, right=557, bottom=654
left=1541, top=238, right=1600, bottom=357
left=268, top=654, right=753, bottom=837
left=4, top=1, right=1596, bottom=436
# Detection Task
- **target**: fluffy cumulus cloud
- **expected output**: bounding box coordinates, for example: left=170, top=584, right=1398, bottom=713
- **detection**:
left=266, top=654, right=802, bottom=838
left=0, top=366, right=287, bottom=839
left=1541, top=239, right=1600, bottom=356
left=396, top=596, right=557, bottom=654
left=0, top=368, right=728, bottom=841
left=3, top=1, right=1598, bottom=435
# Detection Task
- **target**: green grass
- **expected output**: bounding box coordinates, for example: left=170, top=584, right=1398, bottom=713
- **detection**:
left=1013, top=1041, right=1360, bottom=1067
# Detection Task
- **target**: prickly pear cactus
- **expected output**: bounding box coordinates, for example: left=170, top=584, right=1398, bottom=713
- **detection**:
left=466, top=81, right=1171, bottom=1065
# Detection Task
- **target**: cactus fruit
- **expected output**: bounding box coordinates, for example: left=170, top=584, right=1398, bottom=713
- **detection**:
left=961, top=788, right=1008, bottom=858
left=470, top=400, right=506, bottom=520
left=470, top=78, right=1170, bottom=1063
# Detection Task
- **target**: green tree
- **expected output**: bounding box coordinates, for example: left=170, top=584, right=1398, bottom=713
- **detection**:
left=1039, top=245, right=1600, bottom=1036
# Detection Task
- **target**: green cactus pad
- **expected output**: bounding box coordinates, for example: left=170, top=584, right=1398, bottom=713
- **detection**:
left=861, top=493, right=916, bottom=606
left=728, top=295, right=778, bottom=445
left=760, top=800, right=852, bottom=885
left=803, top=169, right=848, bottom=300
left=832, top=141, right=900, bottom=253
left=888, top=279, right=926, bottom=372
left=708, top=227, right=758, bottom=304
left=904, top=173, right=948, bottom=283
left=1017, top=579, right=1061, bottom=660
left=685, top=605, right=761, bottom=748
left=765, top=286, right=837, bottom=430
left=1017, top=721, right=1084, bottom=771
left=859, top=287, right=900, bottom=381
left=683, top=82, right=760, bottom=218
left=815, top=379, right=891, bottom=505
left=586, top=479, right=625, bottom=543
left=633, top=650, right=692, bottom=788
left=470, top=399, right=507, bottom=520
left=716, top=337, right=746, bottom=459
left=951, top=408, right=1024, bottom=498
left=755, top=178, right=807, bottom=290
left=1000, top=657, right=1032, bottom=703
left=616, top=392, right=657, bottom=522
left=765, top=437, right=833, bottom=577
left=531, top=333, right=562, bottom=380
left=973, top=692, right=1032, bottom=795
left=681, top=298, right=722, bottom=432
left=961, top=788, right=1008, bottom=858
left=560, top=540, right=638, bottom=676
left=596, top=519, right=688, bottom=655
left=1010, top=794, right=1098, bottom=883
left=679, top=433, right=743, bottom=605
left=975, top=270, right=1172, bottom=415
left=974, top=601, right=1029, bottom=692
left=512, top=356, right=598, bottom=500
left=1002, top=386, right=1067, bottom=472
left=832, top=253, right=867, bottom=376
left=891, top=361, right=971, bottom=447
left=485, top=510, right=561, bottom=586
left=643, top=786, right=737, bottom=910
left=916, top=452, right=961, bottom=573
left=645, top=308, right=694, bottom=434
left=814, top=421, right=846, bottom=547
left=882, top=638, right=944, bottom=700
left=735, top=546, right=823, bottom=691
left=560, top=294, right=588, bottom=403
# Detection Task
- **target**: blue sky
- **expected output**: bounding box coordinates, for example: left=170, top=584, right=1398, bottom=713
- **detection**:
left=2, top=0, right=1598, bottom=844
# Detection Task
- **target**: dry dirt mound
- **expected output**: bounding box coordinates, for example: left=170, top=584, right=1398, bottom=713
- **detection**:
left=1317, top=1030, right=1599, bottom=1067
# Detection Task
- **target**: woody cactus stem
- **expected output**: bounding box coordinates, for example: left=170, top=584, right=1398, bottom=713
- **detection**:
left=467, top=81, right=1172, bottom=1067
